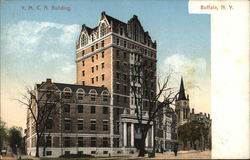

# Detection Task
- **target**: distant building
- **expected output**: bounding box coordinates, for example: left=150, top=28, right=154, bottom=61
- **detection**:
left=175, top=78, right=211, bottom=150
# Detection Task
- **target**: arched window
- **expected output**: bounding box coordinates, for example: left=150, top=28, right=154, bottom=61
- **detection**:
left=101, top=90, right=109, bottom=102
left=80, top=33, right=88, bottom=47
left=100, top=23, right=106, bottom=37
left=63, top=87, right=72, bottom=99
left=76, top=88, right=85, bottom=100
left=89, top=89, right=98, bottom=101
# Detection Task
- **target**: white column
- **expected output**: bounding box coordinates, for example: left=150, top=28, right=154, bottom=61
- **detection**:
left=151, top=125, right=154, bottom=147
left=131, top=123, right=134, bottom=147
left=145, top=131, right=149, bottom=147
left=123, top=122, right=127, bottom=147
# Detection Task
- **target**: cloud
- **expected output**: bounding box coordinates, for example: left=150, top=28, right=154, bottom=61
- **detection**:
left=164, top=54, right=208, bottom=90
left=61, top=62, right=75, bottom=73
left=1, top=21, right=80, bottom=61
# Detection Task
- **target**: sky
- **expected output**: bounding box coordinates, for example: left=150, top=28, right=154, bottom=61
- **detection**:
left=0, top=0, right=211, bottom=129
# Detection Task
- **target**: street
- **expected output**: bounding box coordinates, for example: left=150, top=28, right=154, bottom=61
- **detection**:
left=153, top=150, right=211, bottom=159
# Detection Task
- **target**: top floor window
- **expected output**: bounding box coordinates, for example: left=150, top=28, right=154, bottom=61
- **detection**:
left=100, top=23, right=106, bottom=37
left=62, top=87, right=72, bottom=99
left=80, top=33, right=88, bottom=47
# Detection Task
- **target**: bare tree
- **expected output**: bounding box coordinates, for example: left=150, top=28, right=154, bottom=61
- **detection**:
left=130, top=57, right=179, bottom=157
left=16, top=85, right=61, bottom=157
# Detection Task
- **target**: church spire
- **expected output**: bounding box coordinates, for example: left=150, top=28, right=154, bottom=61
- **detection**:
left=178, top=77, right=187, bottom=100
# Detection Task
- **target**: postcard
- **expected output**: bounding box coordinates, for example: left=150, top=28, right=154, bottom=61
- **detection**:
left=0, top=0, right=249, bottom=159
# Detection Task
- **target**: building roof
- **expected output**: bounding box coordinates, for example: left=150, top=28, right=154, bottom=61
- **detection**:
left=177, top=77, right=187, bottom=100
left=36, top=80, right=108, bottom=94
left=103, top=12, right=126, bottom=25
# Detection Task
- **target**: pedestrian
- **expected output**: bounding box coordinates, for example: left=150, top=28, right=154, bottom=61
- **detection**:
left=173, top=144, right=178, bottom=156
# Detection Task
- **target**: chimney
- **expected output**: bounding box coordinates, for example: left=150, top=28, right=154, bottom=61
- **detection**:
left=101, top=11, right=106, bottom=16
left=205, top=113, right=207, bottom=117
left=192, top=108, right=194, bottom=114
left=46, top=78, right=52, bottom=83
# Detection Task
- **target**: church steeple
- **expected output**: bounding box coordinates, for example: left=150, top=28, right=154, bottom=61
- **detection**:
left=178, top=77, right=187, bottom=100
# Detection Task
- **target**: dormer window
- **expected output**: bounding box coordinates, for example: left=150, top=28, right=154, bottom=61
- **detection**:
left=101, top=90, right=109, bottom=102
left=100, top=23, right=106, bottom=37
left=76, top=88, right=85, bottom=100
left=89, top=89, right=98, bottom=101
left=80, top=33, right=88, bottom=47
left=63, top=87, right=72, bottom=99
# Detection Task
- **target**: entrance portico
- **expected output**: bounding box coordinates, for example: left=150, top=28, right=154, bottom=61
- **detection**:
left=120, top=113, right=154, bottom=150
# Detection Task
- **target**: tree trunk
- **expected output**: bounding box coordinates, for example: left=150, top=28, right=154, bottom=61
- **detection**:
left=35, top=136, right=40, bottom=157
left=138, top=137, right=146, bottom=157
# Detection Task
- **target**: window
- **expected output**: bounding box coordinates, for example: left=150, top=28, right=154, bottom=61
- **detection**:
left=123, top=74, right=127, bottom=80
left=120, top=27, right=123, bottom=35
left=96, top=65, right=98, bottom=71
left=64, top=137, right=70, bottom=147
left=91, top=137, right=96, bottom=147
left=101, top=40, right=104, bottom=47
left=91, top=78, right=94, bottom=84
left=80, top=34, right=87, bottom=47
left=116, top=50, right=120, bottom=57
left=100, top=23, right=106, bottom=37
left=116, top=108, right=120, bottom=115
left=64, top=104, right=70, bottom=113
left=64, top=119, right=71, bottom=130
left=82, top=81, right=85, bottom=85
left=103, top=107, right=108, bottom=114
left=78, top=151, right=83, bottom=155
left=103, top=151, right=108, bottom=154
left=124, top=86, right=127, bottom=92
left=92, top=56, right=94, bottom=62
left=65, top=151, right=70, bottom=155
left=124, top=41, right=127, bottom=48
left=103, top=137, right=109, bottom=147
left=78, top=137, right=84, bottom=147
left=96, top=43, right=98, bottom=49
left=46, top=151, right=52, bottom=156
left=90, top=120, right=96, bottom=130
left=116, top=121, right=120, bottom=134
left=116, top=95, right=120, bottom=103
left=77, top=89, right=84, bottom=100
left=91, top=46, right=94, bottom=52
left=123, top=52, right=126, bottom=58
left=103, top=95, right=108, bottom=102
left=116, top=61, right=120, bottom=68
left=90, top=106, right=96, bottom=114
left=116, top=84, right=120, bottom=90
left=89, top=89, right=97, bottom=101
left=78, top=105, right=83, bottom=113
left=101, top=63, right=104, bottom=69
left=82, top=70, right=85, bottom=77
left=46, top=136, right=52, bottom=147
left=82, top=50, right=85, bottom=56
left=102, top=74, right=105, bottom=81
left=63, top=88, right=72, bottom=99
left=82, top=60, right=85, bottom=66
left=91, top=67, right=94, bottom=73
left=96, top=54, right=98, bottom=60
left=102, top=51, right=104, bottom=58
left=96, top=76, right=98, bottom=82
left=116, top=72, right=120, bottom=79
left=116, top=38, right=120, bottom=45
left=77, top=119, right=84, bottom=130
left=123, top=97, right=127, bottom=103
left=103, top=121, right=108, bottom=131
left=46, top=119, right=53, bottom=130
